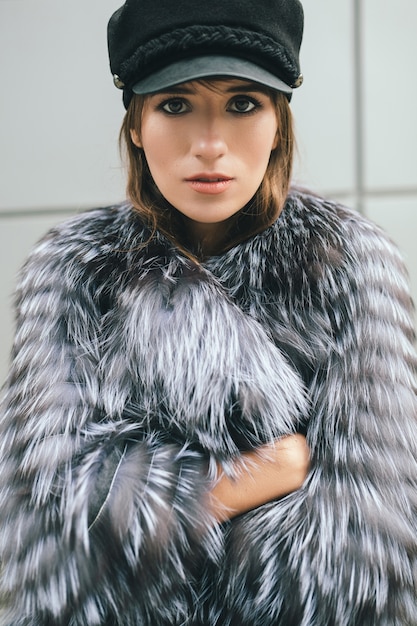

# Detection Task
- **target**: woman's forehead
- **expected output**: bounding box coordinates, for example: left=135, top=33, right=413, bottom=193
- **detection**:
left=150, top=78, right=273, bottom=96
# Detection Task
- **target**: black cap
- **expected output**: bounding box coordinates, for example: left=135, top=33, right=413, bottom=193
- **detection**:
left=108, top=0, right=304, bottom=107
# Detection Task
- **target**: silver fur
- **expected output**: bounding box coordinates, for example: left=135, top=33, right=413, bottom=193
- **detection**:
left=1, top=189, right=417, bottom=625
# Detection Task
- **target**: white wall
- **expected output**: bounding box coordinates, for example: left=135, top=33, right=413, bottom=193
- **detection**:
left=1, top=0, right=417, bottom=383
left=0, top=0, right=125, bottom=211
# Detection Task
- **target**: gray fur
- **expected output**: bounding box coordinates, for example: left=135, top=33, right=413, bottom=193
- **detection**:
left=1, top=189, right=417, bottom=624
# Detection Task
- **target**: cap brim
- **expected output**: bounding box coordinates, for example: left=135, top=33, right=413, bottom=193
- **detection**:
left=131, top=55, right=293, bottom=95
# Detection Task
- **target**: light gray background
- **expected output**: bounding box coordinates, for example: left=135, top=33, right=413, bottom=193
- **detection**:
left=1, top=0, right=417, bottom=384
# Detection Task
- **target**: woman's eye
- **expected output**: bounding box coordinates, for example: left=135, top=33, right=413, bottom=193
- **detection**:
left=228, top=97, right=259, bottom=113
left=160, top=99, right=188, bottom=114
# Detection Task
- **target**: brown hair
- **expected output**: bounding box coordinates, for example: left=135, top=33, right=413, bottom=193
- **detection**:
left=119, top=83, right=294, bottom=259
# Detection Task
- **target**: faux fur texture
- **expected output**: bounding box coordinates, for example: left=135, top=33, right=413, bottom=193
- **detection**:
left=1, top=189, right=417, bottom=625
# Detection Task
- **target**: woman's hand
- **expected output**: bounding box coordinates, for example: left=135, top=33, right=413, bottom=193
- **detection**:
left=209, top=433, right=310, bottom=522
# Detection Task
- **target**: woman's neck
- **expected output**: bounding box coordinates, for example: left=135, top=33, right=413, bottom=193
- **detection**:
left=183, top=215, right=236, bottom=258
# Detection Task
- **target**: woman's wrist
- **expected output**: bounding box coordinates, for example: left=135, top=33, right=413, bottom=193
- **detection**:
left=209, top=434, right=310, bottom=522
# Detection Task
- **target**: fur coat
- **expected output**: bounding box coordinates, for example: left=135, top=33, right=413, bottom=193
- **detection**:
left=1, top=189, right=417, bottom=625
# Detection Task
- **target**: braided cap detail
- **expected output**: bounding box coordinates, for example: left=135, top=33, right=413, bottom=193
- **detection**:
left=118, top=25, right=300, bottom=90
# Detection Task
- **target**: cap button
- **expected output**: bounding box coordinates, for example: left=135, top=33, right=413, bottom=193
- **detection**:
left=292, top=74, right=304, bottom=88
left=113, top=74, right=125, bottom=89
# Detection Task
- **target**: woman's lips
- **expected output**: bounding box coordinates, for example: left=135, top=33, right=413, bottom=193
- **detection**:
left=185, top=175, right=234, bottom=195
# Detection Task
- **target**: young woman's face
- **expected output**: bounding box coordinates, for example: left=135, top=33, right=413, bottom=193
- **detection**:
left=131, top=79, right=278, bottom=243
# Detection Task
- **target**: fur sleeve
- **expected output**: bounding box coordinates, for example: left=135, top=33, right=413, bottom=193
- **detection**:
left=212, top=202, right=417, bottom=625
left=0, top=219, right=219, bottom=625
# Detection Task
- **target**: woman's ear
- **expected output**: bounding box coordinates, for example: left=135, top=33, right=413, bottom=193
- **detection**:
left=272, top=132, right=279, bottom=151
left=130, top=129, right=142, bottom=148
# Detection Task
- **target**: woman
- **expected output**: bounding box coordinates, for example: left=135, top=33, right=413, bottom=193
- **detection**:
left=1, top=0, right=417, bottom=624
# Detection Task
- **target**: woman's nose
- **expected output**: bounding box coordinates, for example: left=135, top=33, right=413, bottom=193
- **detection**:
left=191, top=119, right=228, bottom=161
